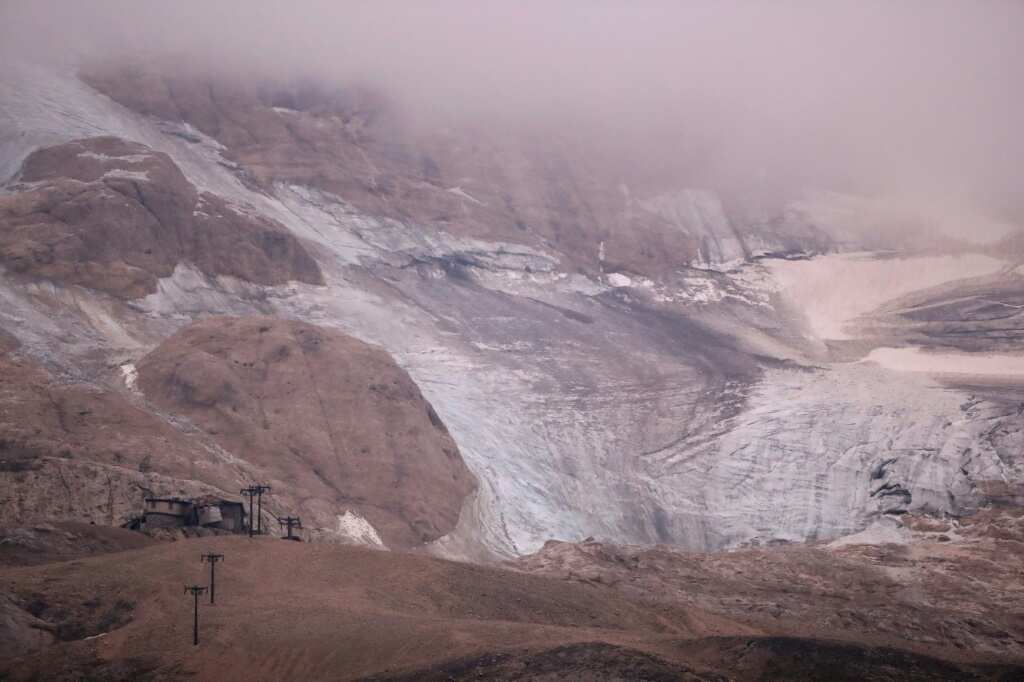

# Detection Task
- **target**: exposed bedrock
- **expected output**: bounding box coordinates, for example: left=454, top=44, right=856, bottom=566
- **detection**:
left=859, top=271, right=1024, bottom=353
left=136, top=315, right=476, bottom=548
left=0, top=310, right=475, bottom=549
left=79, top=64, right=838, bottom=278
left=0, top=136, right=322, bottom=298
left=0, top=332, right=233, bottom=527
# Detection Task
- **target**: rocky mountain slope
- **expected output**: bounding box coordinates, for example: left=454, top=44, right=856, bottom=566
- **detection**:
left=0, top=522, right=155, bottom=567
left=1, top=136, right=321, bottom=298
left=515, top=511, right=1024, bottom=664
left=0, top=60, right=1022, bottom=562
left=0, top=314, right=474, bottom=549
left=137, top=316, right=475, bottom=547
left=79, top=63, right=837, bottom=277
left=0, top=327, right=232, bottom=527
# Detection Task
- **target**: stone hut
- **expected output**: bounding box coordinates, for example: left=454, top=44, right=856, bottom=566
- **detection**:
left=143, top=497, right=192, bottom=528
left=140, top=496, right=247, bottom=534
left=190, top=495, right=246, bottom=533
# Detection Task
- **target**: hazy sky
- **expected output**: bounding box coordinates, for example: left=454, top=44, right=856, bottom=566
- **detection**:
left=2, top=1, right=1022, bottom=223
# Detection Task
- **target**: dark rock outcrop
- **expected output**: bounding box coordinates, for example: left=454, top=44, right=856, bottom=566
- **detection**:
left=0, top=136, right=322, bottom=298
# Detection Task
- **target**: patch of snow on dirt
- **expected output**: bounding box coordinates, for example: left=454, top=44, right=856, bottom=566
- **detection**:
left=607, top=273, right=632, bottom=287
left=335, top=511, right=386, bottom=548
left=119, top=362, right=139, bottom=391
left=829, top=518, right=909, bottom=548
left=102, top=168, right=150, bottom=181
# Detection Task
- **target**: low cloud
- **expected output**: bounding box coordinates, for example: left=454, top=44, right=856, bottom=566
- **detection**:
left=3, top=1, right=1022, bottom=230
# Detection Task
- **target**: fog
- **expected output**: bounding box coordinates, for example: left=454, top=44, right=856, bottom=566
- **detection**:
left=2, top=1, right=1022, bottom=229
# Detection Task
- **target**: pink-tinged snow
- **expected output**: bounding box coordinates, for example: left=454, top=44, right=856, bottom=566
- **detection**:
left=768, top=252, right=1006, bottom=340
left=863, top=346, right=1024, bottom=376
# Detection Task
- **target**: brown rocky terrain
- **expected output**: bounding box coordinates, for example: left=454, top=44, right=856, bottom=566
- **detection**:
left=0, top=522, right=155, bottom=567
left=136, top=316, right=476, bottom=548
left=0, top=136, right=322, bottom=298
left=0, top=329, right=233, bottom=527
left=0, top=533, right=1021, bottom=681
left=0, top=315, right=475, bottom=550
left=513, top=514, right=1024, bottom=664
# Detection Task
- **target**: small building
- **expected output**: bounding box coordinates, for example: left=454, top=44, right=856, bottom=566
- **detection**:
left=139, top=496, right=247, bottom=534
left=143, top=497, right=192, bottom=528
left=190, top=495, right=247, bottom=533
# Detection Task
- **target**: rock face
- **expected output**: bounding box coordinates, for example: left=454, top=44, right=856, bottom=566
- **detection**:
left=0, top=331, right=213, bottom=521
left=136, top=316, right=475, bottom=547
left=0, top=136, right=322, bottom=298
left=80, top=65, right=833, bottom=278
left=0, top=314, right=475, bottom=549
left=860, top=271, right=1024, bottom=353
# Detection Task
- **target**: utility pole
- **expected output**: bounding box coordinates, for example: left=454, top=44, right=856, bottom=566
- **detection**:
left=279, top=516, right=302, bottom=541
left=240, top=484, right=271, bottom=536
left=253, top=484, right=271, bottom=535
left=200, top=553, right=225, bottom=604
left=240, top=486, right=256, bottom=537
left=184, top=585, right=208, bottom=645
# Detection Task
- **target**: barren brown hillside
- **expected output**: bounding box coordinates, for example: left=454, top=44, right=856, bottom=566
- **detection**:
left=0, top=332, right=232, bottom=527
left=1, top=534, right=1022, bottom=681
left=0, top=316, right=475, bottom=550
left=137, top=316, right=476, bottom=547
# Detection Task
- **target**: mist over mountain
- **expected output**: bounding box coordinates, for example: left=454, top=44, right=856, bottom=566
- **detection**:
left=1, top=2, right=1023, bottom=680
left=4, top=1, right=1023, bottom=232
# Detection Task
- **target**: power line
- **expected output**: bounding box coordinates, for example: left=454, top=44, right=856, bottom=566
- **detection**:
left=200, top=553, right=225, bottom=604
left=239, top=484, right=271, bottom=536
left=240, top=487, right=257, bottom=537
left=184, top=585, right=208, bottom=645
left=279, top=516, right=302, bottom=541
left=253, top=485, right=271, bottom=534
